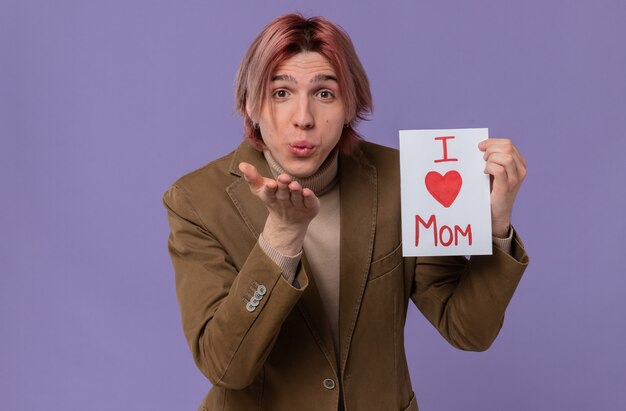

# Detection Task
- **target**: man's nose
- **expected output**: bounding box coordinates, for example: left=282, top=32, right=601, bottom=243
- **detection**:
left=293, top=96, right=314, bottom=129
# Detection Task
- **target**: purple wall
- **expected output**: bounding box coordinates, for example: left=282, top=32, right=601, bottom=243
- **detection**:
left=2, top=1, right=625, bottom=410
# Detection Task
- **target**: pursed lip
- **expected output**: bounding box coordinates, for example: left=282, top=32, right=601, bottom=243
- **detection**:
left=288, top=141, right=316, bottom=157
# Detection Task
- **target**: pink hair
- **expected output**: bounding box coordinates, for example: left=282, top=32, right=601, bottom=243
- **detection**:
left=235, top=14, right=373, bottom=154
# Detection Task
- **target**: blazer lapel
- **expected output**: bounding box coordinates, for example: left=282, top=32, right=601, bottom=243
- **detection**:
left=225, top=142, right=271, bottom=238
left=338, top=149, right=377, bottom=375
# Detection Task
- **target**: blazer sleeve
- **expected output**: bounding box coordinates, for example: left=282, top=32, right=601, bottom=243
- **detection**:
left=163, top=184, right=309, bottom=389
left=411, top=231, right=529, bottom=351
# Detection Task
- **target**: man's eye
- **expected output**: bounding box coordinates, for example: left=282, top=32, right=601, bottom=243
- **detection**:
left=317, top=90, right=335, bottom=99
left=273, top=89, right=288, bottom=98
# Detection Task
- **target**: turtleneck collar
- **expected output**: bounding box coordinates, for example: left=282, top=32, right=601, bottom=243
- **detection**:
left=263, top=149, right=339, bottom=196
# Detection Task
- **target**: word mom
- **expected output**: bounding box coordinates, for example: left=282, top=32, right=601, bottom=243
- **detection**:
left=415, top=135, right=472, bottom=248
left=415, top=214, right=472, bottom=247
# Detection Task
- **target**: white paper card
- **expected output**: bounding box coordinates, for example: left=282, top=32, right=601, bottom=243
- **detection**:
left=399, top=128, right=492, bottom=256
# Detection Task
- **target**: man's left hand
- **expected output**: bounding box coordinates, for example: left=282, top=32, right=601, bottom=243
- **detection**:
left=478, top=138, right=527, bottom=238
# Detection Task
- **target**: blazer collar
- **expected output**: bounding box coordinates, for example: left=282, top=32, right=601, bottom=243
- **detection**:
left=225, top=141, right=272, bottom=238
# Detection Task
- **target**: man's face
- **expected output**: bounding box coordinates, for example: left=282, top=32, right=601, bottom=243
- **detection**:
left=252, top=52, right=347, bottom=178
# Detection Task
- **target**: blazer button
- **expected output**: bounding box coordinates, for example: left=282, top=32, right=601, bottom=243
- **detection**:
left=246, top=303, right=256, bottom=312
left=323, top=378, right=336, bottom=390
left=257, top=285, right=267, bottom=295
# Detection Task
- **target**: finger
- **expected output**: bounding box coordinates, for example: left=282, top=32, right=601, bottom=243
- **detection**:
left=276, top=174, right=293, bottom=185
left=275, top=174, right=292, bottom=201
left=262, top=179, right=278, bottom=200
left=480, top=138, right=513, bottom=157
left=478, top=139, right=489, bottom=151
left=478, top=138, right=511, bottom=152
left=484, top=152, right=520, bottom=189
left=238, top=162, right=264, bottom=190
left=301, top=188, right=320, bottom=209
left=512, top=146, right=527, bottom=171
left=481, top=139, right=527, bottom=175
left=240, top=162, right=279, bottom=202
left=288, top=181, right=304, bottom=207
left=509, top=150, right=526, bottom=181
left=481, top=139, right=525, bottom=163
left=485, top=147, right=526, bottom=184
left=484, top=161, right=510, bottom=195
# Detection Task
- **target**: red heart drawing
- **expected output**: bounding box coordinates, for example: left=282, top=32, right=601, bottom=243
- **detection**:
left=425, top=170, right=462, bottom=208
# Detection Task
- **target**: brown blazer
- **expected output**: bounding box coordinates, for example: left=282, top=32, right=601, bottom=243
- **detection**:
left=163, top=140, right=529, bottom=411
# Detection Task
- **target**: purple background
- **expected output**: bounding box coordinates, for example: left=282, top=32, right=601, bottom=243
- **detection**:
left=2, top=1, right=625, bottom=410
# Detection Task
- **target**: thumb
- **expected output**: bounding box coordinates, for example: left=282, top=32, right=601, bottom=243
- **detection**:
left=238, top=162, right=264, bottom=190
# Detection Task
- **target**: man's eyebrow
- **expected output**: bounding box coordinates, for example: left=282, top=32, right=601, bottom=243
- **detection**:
left=271, top=74, right=296, bottom=82
left=312, top=74, right=337, bottom=83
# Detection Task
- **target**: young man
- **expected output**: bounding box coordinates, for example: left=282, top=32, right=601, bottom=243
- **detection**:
left=164, top=13, right=528, bottom=411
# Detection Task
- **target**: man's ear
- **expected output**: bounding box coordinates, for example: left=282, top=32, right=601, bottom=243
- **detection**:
left=245, top=101, right=254, bottom=122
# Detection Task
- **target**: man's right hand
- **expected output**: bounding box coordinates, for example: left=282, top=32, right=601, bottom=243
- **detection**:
left=239, top=162, right=320, bottom=256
